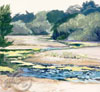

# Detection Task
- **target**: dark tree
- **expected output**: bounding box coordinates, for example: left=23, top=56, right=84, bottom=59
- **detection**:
left=47, top=10, right=66, bottom=24
left=81, top=1, right=100, bottom=15
left=0, top=5, right=13, bottom=47
left=12, top=11, right=35, bottom=23
left=51, top=13, right=78, bottom=40
left=94, top=27, right=100, bottom=40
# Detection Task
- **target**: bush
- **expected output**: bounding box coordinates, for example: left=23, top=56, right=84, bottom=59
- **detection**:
left=26, top=11, right=51, bottom=35
left=58, top=12, right=100, bottom=41
left=11, top=21, right=32, bottom=35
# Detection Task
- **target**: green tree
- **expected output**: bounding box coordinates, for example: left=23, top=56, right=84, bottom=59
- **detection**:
left=58, top=12, right=100, bottom=41
left=81, top=1, right=100, bottom=15
left=51, top=13, right=78, bottom=39
left=27, top=11, right=51, bottom=35
left=47, top=10, right=66, bottom=24
left=0, top=5, right=13, bottom=47
left=12, top=11, right=35, bottom=23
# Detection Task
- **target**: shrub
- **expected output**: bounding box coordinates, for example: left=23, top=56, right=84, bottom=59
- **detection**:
left=11, top=20, right=32, bottom=35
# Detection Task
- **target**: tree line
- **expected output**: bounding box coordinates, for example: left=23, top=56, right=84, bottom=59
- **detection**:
left=0, top=1, right=100, bottom=47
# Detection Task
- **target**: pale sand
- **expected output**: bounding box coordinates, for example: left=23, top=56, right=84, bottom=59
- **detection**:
left=0, top=36, right=66, bottom=50
left=25, top=47, right=100, bottom=66
left=0, top=75, right=100, bottom=92
left=6, top=35, right=66, bottom=47
left=66, top=47, right=100, bottom=60
left=0, top=36, right=100, bottom=92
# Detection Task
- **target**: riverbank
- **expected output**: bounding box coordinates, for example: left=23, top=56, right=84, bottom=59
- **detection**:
left=0, top=75, right=100, bottom=92
left=25, top=47, right=100, bottom=66
left=4, top=36, right=100, bottom=66
left=0, top=36, right=100, bottom=92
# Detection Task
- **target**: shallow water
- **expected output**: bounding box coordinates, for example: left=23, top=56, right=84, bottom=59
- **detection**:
left=1, top=48, right=100, bottom=83
left=20, top=64, right=100, bottom=83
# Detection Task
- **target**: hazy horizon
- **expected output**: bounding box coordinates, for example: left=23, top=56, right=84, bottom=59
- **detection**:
left=0, top=0, right=100, bottom=16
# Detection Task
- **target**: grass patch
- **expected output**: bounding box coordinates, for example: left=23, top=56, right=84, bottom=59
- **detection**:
left=0, top=66, right=14, bottom=72
left=45, top=51, right=87, bottom=59
left=0, top=49, right=35, bottom=73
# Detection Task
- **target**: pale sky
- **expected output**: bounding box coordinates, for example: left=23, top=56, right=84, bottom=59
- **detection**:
left=0, top=0, right=100, bottom=15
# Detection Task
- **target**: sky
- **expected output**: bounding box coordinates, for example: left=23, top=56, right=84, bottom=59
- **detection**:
left=0, top=0, right=100, bottom=16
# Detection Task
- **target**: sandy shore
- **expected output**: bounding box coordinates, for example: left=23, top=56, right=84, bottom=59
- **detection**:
left=0, top=75, right=100, bottom=92
left=6, top=36, right=100, bottom=66
left=25, top=47, right=100, bottom=66
left=6, top=35, right=66, bottom=47
left=0, top=36, right=100, bottom=92
left=66, top=47, right=100, bottom=60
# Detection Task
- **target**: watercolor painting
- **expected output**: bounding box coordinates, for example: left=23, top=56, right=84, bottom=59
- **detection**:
left=0, top=0, right=100, bottom=92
